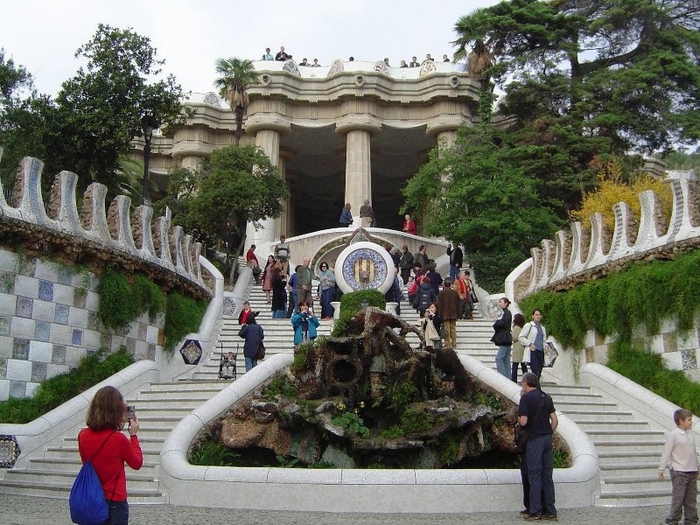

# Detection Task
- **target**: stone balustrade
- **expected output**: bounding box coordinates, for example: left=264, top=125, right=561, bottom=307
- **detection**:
left=0, top=155, right=211, bottom=299
left=507, top=178, right=700, bottom=300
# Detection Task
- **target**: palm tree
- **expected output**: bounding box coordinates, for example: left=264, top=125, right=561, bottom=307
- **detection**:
left=213, top=57, right=259, bottom=145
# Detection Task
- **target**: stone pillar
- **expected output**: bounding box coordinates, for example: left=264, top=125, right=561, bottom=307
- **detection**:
left=180, top=156, right=202, bottom=171
left=336, top=117, right=381, bottom=227
left=246, top=126, right=284, bottom=251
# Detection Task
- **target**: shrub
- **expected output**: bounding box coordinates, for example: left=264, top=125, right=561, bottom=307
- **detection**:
left=331, top=289, right=386, bottom=337
left=190, top=438, right=240, bottom=466
left=163, top=292, right=208, bottom=350
left=0, top=347, right=134, bottom=423
left=98, top=268, right=167, bottom=329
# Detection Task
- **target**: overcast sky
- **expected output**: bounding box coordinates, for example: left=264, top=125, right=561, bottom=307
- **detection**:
left=2, top=0, right=501, bottom=98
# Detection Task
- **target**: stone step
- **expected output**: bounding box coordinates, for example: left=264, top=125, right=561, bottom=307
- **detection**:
left=45, top=445, right=163, bottom=462
left=595, top=492, right=670, bottom=507
left=21, top=457, right=160, bottom=476
left=557, top=409, right=636, bottom=422
left=583, top=430, right=665, bottom=443
left=592, top=442, right=664, bottom=455
left=2, top=469, right=160, bottom=490
left=575, top=420, right=653, bottom=432
left=0, top=479, right=166, bottom=503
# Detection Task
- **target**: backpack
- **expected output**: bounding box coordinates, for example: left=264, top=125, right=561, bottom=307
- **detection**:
left=69, top=431, right=116, bottom=525
left=417, top=288, right=432, bottom=311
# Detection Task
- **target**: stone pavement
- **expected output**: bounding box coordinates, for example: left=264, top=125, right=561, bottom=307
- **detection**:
left=0, top=495, right=670, bottom=524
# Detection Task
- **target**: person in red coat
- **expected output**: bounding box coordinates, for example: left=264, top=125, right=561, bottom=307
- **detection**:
left=78, top=386, right=143, bottom=524
left=402, top=214, right=417, bottom=235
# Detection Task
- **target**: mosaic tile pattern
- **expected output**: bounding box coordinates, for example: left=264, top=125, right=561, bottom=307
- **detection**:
left=222, top=296, right=236, bottom=316
left=52, top=345, right=66, bottom=365
left=72, top=329, right=83, bottom=346
left=16, top=297, right=33, bottom=318
left=38, top=280, right=53, bottom=301
left=0, top=316, right=9, bottom=335
left=0, top=358, right=6, bottom=378
left=54, top=304, right=69, bottom=325
left=56, top=267, right=72, bottom=285
left=12, top=339, right=29, bottom=360
left=681, top=349, right=697, bottom=370
left=31, top=362, right=47, bottom=382
left=35, top=321, right=50, bottom=342
left=0, top=272, right=15, bottom=294
left=9, top=381, right=25, bottom=398
left=88, top=311, right=100, bottom=330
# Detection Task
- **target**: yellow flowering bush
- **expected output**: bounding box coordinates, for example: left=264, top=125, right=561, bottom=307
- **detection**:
left=571, top=157, right=672, bottom=231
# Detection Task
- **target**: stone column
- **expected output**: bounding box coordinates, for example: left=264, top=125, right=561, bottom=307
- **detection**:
left=336, top=117, right=381, bottom=227
left=243, top=115, right=291, bottom=253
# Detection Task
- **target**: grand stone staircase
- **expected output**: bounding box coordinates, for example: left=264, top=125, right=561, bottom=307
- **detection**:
left=0, top=281, right=672, bottom=507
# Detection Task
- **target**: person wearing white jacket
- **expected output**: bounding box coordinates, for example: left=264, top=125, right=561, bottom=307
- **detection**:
left=518, top=309, right=547, bottom=380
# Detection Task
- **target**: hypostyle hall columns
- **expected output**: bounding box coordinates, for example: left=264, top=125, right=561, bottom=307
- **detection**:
left=244, top=116, right=291, bottom=252
left=336, top=116, right=382, bottom=227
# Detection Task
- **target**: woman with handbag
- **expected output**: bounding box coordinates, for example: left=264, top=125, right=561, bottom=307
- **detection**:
left=518, top=309, right=548, bottom=380
left=238, top=314, right=264, bottom=371
left=491, top=297, right=513, bottom=378
left=421, top=302, right=444, bottom=350
left=511, top=313, right=529, bottom=383
left=78, top=386, right=143, bottom=525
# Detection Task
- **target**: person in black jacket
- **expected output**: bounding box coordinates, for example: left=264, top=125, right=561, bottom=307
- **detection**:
left=446, top=244, right=463, bottom=282
left=238, top=315, right=264, bottom=372
left=491, top=297, right=512, bottom=378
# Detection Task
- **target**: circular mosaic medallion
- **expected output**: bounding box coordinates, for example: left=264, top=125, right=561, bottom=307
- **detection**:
left=334, top=242, right=394, bottom=294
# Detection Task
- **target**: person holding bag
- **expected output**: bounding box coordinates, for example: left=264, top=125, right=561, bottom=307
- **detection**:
left=518, top=309, right=548, bottom=380
left=421, top=302, right=444, bottom=350
left=491, top=297, right=513, bottom=378
left=77, top=386, right=143, bottom=525
left=511, top=313, right=529, bottom=383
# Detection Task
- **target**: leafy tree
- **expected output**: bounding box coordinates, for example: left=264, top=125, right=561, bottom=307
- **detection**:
left=213, top=57, right=259, bottom=145
left=0, top=50, right=52, bottom=186
left=184, top=145, right=288, bottom=281
left=402, top=120, right=563, bottom=291
left=44, top=24, right=188, bottom=195
left=452, top=0, right=700, bottom=214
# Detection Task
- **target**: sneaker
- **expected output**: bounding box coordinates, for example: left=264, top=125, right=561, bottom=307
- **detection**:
left=523, top=516, right=542, bottom=521
left=519, top=509, right=530, bottom=516
left=542, top=515, right=557, bottom=521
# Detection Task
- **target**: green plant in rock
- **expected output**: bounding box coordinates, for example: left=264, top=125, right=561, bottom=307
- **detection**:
left=291, top=342, right=313, bottom=373
left=553, top=448, right=570, bottom=469
left=331, top=289, right=386, bottom=337
left=263, top=375, right=297, bottom=400
left=429, top=431, right=462, bottom=466
left=379, top=426, right=405, bottom=439
left=276, top=455, right=300, bottom=468
left=307, top=460, right=335, bottom=469
left=398, top=407, right=433, bottom=435
left=132, top=274, right=166, bottom=320
left=331, top=411, right=370, bottom=438
left=385, top=381, right=419, bottom=411
left=0, top=347, right=134, bottom=423
left=473, top=391, right=502, bottom=411
left=190, top=437, right=240, bottom=466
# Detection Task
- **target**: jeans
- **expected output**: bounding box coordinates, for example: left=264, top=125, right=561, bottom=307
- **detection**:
left=495, top=345, right=511, bottom=378
left=530, top=350, right=544, bottom=379
left=526, top=434, right=556, bottom=517
left=321, top=287, right=335, bottom=318
left=667, top=470, right=698, bottom=524
left=512, top=362, right=528, bottom=383
left=106, top=500, right=129, bottom=525
left=244, top=357, right=258, bottom=372
left=449, top=264, right=459, bottom=282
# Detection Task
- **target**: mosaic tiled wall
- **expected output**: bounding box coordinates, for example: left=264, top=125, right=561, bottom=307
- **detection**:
left=584, top=317, right=700, bottom=380
left=0, top=248, right=163, bottom=401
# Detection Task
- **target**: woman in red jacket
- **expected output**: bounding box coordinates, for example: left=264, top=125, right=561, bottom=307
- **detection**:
left=78, top=386, right=143, bottom=524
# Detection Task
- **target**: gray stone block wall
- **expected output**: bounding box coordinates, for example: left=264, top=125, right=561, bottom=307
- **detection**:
left=0, top=248, right=163, bottom=401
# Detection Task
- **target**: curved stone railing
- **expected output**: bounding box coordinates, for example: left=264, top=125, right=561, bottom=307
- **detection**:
left=507, top=178, right=700, bottom=300
left=0, top=155, right=211, bottom=298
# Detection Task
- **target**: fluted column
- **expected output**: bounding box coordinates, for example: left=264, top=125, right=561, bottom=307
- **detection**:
left=336, top=117, right=381, bottom=227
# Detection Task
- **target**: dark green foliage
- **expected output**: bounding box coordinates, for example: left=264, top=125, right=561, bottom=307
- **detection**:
left=330, top=412, right=370, bottom=437
left=163, top=292, right=208, bottom=351
left=291, top=342, right=313, bottom=373
left=397, top=407, right=433, bottom=436
left=331, top=290, right=386, bottom=337
left=385, top=381, right=419, bottom=412
left=402, top=123, right=563, bottom=290
left=607, top=341, right=700, bottom=415
left=0, top=347, right=134, bottom=423
left=98, top=268, right=166, bottom=329
left=519, top=249, right=700, bottom=350
left=262, top=375, right=297, bottom=400
left=189, top=438, right=240, bottom=466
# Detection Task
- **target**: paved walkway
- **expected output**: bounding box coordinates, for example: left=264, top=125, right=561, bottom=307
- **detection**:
left=0, top=495, right=669, bottom=524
